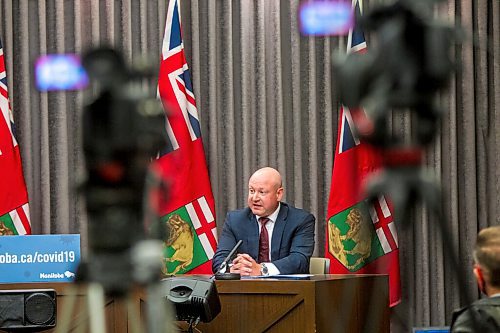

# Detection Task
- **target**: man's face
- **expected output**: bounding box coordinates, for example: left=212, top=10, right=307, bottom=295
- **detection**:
left=247, top=173, right=283, bottom=217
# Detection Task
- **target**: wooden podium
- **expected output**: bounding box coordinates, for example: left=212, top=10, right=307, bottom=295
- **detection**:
left=0, top=274, right=388, bottom=333
left=196, top=274, right=389, bottom=333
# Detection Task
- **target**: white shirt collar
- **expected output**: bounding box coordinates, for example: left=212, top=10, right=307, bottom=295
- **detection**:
left=257, top=203, right=281, bottom=223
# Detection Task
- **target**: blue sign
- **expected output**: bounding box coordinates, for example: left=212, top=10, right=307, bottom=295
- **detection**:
left=0, top=234, right=80, bottom=283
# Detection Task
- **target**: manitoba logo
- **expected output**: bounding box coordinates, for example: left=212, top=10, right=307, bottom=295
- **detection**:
left=328, top=196, right=398, bottom=271
left=40, top=272, right=65, bottom=279
left=162, top=196, right=217, bottom=274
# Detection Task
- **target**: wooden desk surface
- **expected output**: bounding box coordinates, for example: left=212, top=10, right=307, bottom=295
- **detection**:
left=0, top=274, right=389, bottom=333
left=198, top=274, right=389, bottom=333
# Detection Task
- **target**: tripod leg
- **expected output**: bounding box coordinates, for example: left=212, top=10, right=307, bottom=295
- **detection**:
left=86, top=283, right=107, bottom=333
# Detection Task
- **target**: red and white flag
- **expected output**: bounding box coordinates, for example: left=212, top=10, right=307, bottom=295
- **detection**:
left=0, top=38, right=31, bottom=236
left=156, top=0, right=217, bottom=274
left=324, top=0, right=401, bottom=307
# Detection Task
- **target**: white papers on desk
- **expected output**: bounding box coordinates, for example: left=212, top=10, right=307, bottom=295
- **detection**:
left=242, top=274, right=313, bottom=280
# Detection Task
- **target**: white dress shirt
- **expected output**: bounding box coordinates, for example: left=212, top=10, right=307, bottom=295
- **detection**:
left=256, top=203, right=281, bottom=275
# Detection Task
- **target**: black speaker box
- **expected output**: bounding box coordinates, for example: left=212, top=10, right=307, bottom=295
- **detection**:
left=162, top=276, right=221, bottom=323
left=0, top=289, right=56, bottom=332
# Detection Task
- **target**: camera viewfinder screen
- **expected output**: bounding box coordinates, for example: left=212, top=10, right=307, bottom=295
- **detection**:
left=299, top=1, right=354, bottom=36
left=35, top=54, right=88, bottom=91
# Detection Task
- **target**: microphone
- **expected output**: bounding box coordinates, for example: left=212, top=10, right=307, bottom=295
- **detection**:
left=214, top=240, right=243, bottom=280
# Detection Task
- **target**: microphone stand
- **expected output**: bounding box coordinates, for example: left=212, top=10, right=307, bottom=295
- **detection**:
left=214, top=240, right=243, bottom=280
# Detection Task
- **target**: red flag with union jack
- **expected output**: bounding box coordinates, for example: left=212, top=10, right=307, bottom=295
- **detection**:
left=156, top=0, right=217, bottom=274
left=0, top=38, right=31, bottom=236
left=325, top=0, right=401, bottom=307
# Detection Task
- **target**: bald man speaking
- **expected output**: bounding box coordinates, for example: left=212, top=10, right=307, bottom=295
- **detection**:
left=212, top=167, right=316, bottom=276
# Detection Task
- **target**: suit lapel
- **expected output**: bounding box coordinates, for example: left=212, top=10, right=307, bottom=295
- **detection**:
left=246, top=210, right=260, bottom=260
left=271, top=203, right=288, bottom=261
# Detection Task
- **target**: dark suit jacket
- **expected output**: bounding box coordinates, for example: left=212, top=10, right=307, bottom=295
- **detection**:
left=212, top=202, right=315, bottom=274
left=451, top=296, right=500, bottom=332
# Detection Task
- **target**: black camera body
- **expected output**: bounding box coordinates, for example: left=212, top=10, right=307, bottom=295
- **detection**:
left=332, top=0, right=462, bottom=223
left=79, top=48, right=167, bottom=295
left=334, top=0, right=458, bottom=147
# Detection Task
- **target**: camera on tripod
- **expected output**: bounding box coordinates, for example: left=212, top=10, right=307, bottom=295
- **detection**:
left=334, top=0, right=459, bottom=147
left=332, top=0, right=462, bottom=221
left=78, top=47, right=168, bottom=296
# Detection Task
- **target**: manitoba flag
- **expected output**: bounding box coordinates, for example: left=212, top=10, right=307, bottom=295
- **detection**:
left=156, top=0, right=217, bottom=274
left=0, top=38, right=31, bottom=236
left=325, top=0, right=401, bottom=307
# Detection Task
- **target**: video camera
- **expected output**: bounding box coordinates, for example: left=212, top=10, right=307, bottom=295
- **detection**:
left=334, top=0, right=459, bottom=147
left=34, top=47, right=176, bottom=333
left=330, top=0, right=463, bottom=224
left=78, top=47, right=168, bottom=296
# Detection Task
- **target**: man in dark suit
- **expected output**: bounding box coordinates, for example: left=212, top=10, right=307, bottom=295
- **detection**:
left=451, top=225, right=500, bottom=332
left=212, top=167, right=315, bottom=276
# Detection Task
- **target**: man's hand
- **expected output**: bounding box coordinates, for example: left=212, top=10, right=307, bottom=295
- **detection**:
left=230, top=253, right=261, bottom=276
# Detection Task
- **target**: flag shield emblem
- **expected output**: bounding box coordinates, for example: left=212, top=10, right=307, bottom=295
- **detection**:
left=328, top=201, right=385, bottom=271
left=162, top=206, right=209, bottom=275
left=0, top=219, right=15, bottom=235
